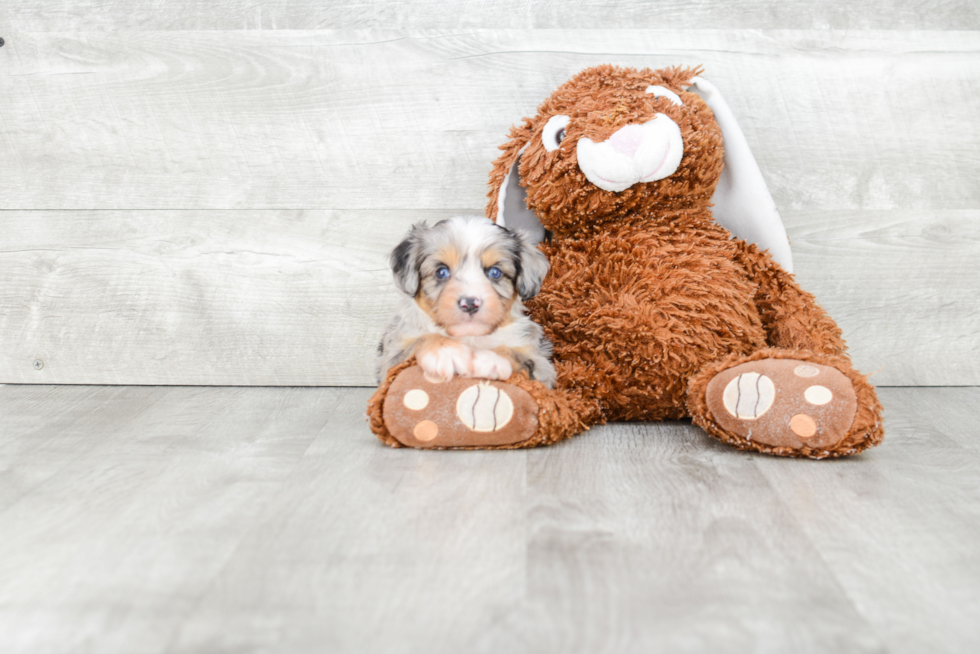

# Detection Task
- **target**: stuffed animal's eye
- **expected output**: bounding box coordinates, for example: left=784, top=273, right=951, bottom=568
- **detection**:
left=645, top=85, right=683, bottom=107
left=487, top=266, right=502, bottom=280
left=542, top=115, right=571, bottom=152
left=435, top=266, right=450, bottom=280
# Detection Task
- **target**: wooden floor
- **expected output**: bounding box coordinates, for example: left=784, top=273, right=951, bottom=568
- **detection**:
left=0, top=385, right=976, bottom=653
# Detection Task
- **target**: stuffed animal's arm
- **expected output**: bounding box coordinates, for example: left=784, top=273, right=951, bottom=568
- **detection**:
left=735, top=242, right=847, bottom=357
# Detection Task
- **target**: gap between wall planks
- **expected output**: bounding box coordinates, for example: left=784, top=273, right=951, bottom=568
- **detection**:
left=1, top=30, right=978, bottom=386
left=4, top=30, right=980, bottom=212
left=2, top=1, right=979, bottom=30
left=0, top=208, right=975, bottom=386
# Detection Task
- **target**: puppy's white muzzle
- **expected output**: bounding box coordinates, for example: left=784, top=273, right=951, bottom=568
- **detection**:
left=576, top=115, right=684, bottom=193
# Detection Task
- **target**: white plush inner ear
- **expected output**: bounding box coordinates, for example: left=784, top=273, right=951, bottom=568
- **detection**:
left=496, top=145, right=546, bottom=244
left=688, top=77, right=793, bottom=273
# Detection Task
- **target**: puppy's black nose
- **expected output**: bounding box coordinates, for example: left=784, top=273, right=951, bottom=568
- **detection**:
left=458, top=296, right=481, bottom=315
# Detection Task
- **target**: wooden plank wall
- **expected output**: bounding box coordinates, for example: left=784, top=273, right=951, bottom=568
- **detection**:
left=0, top=5, right=978, bottom=386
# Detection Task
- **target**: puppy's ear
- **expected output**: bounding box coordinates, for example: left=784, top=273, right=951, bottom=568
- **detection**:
left=514, top=229, right=550, bottom=301
left=390, top=223, right=428, bottom=296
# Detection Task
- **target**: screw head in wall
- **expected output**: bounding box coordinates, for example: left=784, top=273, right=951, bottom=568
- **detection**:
left=33, top=359, right=44, bottom=370
left=0, top=38, right=5, bottom=47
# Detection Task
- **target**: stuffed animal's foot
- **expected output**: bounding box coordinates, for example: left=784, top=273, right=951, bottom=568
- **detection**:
left=688, top=351, right=883, bottom=458
left=705, top=358, right=856, bottom=450
left=380, top=365, right=539, bottom=449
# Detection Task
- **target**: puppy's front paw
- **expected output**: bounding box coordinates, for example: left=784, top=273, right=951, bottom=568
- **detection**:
left=418, top=343, right=473, bottom=383
left=470, top=350, right=513, bottom=381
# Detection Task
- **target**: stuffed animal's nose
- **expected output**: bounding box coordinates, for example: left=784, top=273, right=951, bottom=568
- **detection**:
left=458, top=296, right=482, bottom=315
left=608, top=124, right=645, bottom=158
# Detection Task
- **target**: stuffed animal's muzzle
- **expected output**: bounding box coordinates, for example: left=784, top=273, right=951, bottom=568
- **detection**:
left=576, top=115, right=684, bottom=193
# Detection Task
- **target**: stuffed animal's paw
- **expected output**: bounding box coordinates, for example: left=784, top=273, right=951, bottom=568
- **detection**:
left=381, top=365, right=538, bottom=448
left=704, top=358, right=858, bottom=452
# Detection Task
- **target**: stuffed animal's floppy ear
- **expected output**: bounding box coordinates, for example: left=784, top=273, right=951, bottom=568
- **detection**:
left=489, top=140, right=548, bottom=245
left=688, top=77, right=794, bottom=272
left=390, top=223, right=428, bottom=296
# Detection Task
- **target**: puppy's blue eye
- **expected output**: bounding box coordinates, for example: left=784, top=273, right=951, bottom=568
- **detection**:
left=435, top=266, right=450, bottom=280
left=487, top=267, right=502, bottom=280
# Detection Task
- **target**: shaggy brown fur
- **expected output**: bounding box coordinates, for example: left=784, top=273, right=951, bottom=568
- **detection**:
left=369, top=64, right=884, bottom=457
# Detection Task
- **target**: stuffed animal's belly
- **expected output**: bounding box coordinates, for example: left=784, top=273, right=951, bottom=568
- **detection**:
left=529, top=238, right=767, bottom=421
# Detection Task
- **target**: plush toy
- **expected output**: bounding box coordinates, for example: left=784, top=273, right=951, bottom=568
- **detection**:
left=368, top=65, right=883, bottom=458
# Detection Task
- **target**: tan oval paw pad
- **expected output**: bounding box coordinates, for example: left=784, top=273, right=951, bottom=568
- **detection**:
left=721, top=372, right=775, bottom=419
left=413, top=420, right=439, bottom=441
left=403, top=389, right=430, bottom=410
left=456, top=383, right=514, bottom=432
left=790, top=414, right=817, bottom=438
left=794, top=364, right=820, bottom=378
left=804, top=385, right=832, bottom=405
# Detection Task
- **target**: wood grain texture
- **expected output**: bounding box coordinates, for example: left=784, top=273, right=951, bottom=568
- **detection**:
left=0, top=209, right=450, bottom=385
left=0, top=384, right=348, bottom=654
left=788, top=209, right=980, bottom=386
left=2, top=1, right=978, bottom=31
left=170, top=388, right=529, bottom=653
left=0, top=385, right=172, bottom=513
left=0, top=384, right=977, bottom=653
left=754, top=391, right=980, bottom=654
left=1, top=30, right=979, bottom=211
left=486, top=421, right=883, bottom=653
left=1, top=208, right=975, bottom=385
left=1, top=29, right=978, bottom=385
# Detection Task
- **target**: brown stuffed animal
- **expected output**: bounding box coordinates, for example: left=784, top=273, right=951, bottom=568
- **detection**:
left=368, top=65, right=883, bottom=458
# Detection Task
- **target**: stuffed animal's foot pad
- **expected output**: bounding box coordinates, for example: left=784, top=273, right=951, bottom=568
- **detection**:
left=705, top=359, right=857, bottom=451
left=382, top=365, right=538, bottom=448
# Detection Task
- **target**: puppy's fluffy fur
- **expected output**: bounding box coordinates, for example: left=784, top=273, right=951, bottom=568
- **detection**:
left=378, top=215, right=556, bottom=387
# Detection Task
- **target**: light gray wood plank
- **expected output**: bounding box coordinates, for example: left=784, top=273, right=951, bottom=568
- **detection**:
left=1, top=385, right=977, bottom=653
left=880, top=386, right=980, bottom=451
left=0, top=384, right=348, bottom=654
left=1, top=30, right=979, bottom=212
left=482, top=422, right=885, bottom=653
left=754, top=388, right=980, bottom=654
left=0, top=209, right=447, bottom=386
left=1, top=30, right=977, bottom=386
left=167, top=388, right=529, bottom=653
left=788, top=209, right=980, bottom=386
left=0, top=385, right=172, bottom=512
left=1, top=208, right=975, bottom=386
left=1, top=1, right=978, bottom=31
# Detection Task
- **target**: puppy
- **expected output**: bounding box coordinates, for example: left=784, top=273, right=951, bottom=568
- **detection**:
left=377, top=215, right=556, bottom=388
